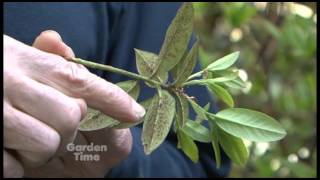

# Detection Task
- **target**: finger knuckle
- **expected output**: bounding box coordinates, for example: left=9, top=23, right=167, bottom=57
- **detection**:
left=4, top=71, right=24, bottom=93
left=62, top=101, right=82, bottom=134
left=71, top=74, right=103, bottom=99
left=76, top=99, right=87, bottom=120
left=20, top=130, right=60, bottom=168
left=112, top=129, right=132, bottom=158
left=40, top=130, right=61, bottom=158
left=54, top=61, right=89, bottom=89
left=106, top=85, right=131, bottom=105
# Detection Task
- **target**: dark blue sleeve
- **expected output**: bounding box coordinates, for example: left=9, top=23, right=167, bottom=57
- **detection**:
left=4, top=2, right=231, bottom=178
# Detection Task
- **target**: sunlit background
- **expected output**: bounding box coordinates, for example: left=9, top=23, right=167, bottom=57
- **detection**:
left=192, top=2, right=316, bottom=178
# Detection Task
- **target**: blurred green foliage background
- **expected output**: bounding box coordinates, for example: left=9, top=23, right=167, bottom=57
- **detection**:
left=192, top=2, right=317, bottom=178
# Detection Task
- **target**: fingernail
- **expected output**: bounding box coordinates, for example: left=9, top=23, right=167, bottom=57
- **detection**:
left=132, top=101, right=146, bottom=120
left=66, top=46, right=75, bottom=58
left=61, top=41, right=75, bottom=58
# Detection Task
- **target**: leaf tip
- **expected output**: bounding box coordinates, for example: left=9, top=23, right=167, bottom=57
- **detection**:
left=235, top=51, right=240, bottom=59
left=278, top=128, right=287, bottom=140
left=133, top=48, right=140, bottom=54
left=227, top=98, right=235, bottom=108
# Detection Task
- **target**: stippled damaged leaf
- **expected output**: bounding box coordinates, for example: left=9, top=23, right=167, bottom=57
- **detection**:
left=172, top=41, right=199, bottom=86
left=140, top=97, right=154, bottom=109
left=134, top=48, right=168, bottom=85
left=117, top=80, right=140, bottom=100
left=113, top=97, right=154, bottom=129
left=171, top=49, right=188, bottom=80
left=78, top=108, right=120, bottom=131
left=174, top=91, right=189, bottom=128
left=112, top=117, right=143, bottom=129
left=79, top=80, right=140, bottom=131
left=154, top=2, right=194, bottom=79
left=142, top=89, right=176, bottom=155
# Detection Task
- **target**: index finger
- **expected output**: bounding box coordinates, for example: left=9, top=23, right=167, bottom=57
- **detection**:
left=22, top=46, right=145, bottom=122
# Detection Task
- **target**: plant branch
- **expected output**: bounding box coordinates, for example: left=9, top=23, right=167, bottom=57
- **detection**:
left=69, top=57, right=168, bottom=89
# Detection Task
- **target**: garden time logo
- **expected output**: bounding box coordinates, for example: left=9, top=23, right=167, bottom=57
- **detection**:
left=67, top=143, right=108, bottom=162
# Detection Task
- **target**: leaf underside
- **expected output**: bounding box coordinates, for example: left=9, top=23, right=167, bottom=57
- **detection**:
left=79, top=80, right=140, bottom=131
left=142, top=89, right=176, bottom=155
left=212, top=108, right=287, bottom=142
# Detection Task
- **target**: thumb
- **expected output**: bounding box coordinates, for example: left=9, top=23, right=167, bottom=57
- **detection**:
left=33, top=30, right=75, bottom=58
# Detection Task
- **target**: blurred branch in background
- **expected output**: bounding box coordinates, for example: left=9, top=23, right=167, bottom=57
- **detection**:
left=192, top=2, right=317, bottom=178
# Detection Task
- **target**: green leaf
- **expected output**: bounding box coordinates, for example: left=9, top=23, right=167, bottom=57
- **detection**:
left=155, top=2, right=194, bottom=76
left=203, top=103, right=211, bottom=111
left=174, top=92, right=189, bottom=128
left=220, top=2, right=256, bottom=27
left=207, top=83, right=234, bottom=107
left=261, top=18, right=281, bottom=40
left=172, top=41, right=199, bottom=86
left=79, top=80, right=140, bottom=131
left=186, top=96, right=207, bottom=120
left=142, top=89, right=176, bottom=155
left=205, top=73, right=238, bottom=83
left=181, top=79, right=234, bottom=107
left=209, top=68, right=239, bottom=77
left=218, top=128, right=248, bottom=166
left=186, top=69, right=239, bottom=85
left=195, top=103, right=210, bottom=123
left=177, top=128, right=199, bottom=163
left=209, top=122, right=221, bottom=168
left=183, top=119, right=211, bottom=143
left=206, top=51, right=240, bottom=71
left=209, top=108, right=287, bottom=142
left=134, top=48, right=168, bottom=84
left=221, top=77, right=246, bottom=89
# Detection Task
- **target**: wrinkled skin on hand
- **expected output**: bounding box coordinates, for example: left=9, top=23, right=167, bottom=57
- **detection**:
left=3, top=30, right=145, bottom=177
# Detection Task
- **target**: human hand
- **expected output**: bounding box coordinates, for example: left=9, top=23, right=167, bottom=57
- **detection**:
left=3, top=30, right=145, bottom=177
